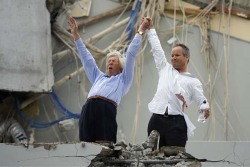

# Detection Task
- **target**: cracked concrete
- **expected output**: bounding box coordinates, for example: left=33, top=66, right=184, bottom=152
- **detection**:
left=0, top=141, right=249, bottom=166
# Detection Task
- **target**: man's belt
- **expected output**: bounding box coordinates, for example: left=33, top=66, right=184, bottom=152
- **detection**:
left=154, top=108, right=183, bottom=118
left=88, top=95, right=117, bottom=107
left=154, top=113, right=183, bottom=118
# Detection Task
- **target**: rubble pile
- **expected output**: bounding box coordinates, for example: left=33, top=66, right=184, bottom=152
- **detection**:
left=89, top=130, right=202, bottom=167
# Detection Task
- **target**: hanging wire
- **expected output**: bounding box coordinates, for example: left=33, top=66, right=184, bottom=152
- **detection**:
left=221, top=0, right=233, bottom=141
left=113, top=0, right=133, bottom=24
left=14, top=96, right=69, bottom=129
left=13, top=88, right=80, bottom=129
left=126, top=0, right=142, bottom=41
left=50, top=88, right=80, bottom=118
left=173, top=0, right=177, bottom=47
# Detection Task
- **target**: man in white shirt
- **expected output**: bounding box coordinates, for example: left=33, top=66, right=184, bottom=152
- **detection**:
left=143, top=17, right=210, bottom=148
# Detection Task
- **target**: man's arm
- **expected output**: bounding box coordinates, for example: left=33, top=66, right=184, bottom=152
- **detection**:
left=75, top=39, right=102, bottom=84
left=122, top=19, right=149, bottom=93
left=68, top=17, right=102, bottom=84
left=192, top=82, right=210, bottom=119
left=68, top=16, right=80, bottom=40
left=145, top=18, right=169, bottom=72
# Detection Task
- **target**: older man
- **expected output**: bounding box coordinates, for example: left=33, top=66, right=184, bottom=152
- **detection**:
left=68, top=17, right=149, bottom=143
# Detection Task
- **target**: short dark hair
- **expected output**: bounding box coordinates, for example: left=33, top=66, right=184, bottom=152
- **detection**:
left=173, top=43, right=190, bottom=57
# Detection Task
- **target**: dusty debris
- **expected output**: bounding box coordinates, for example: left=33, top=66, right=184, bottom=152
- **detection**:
left=142, top=130, right=160, bottom=151
left=32, top=142, right=58, bottom=150
left=89, top=130, right=201, bottom=167
left=43, top=143, right=57, bottom=150
left=89, top=142, right=201, bottom=167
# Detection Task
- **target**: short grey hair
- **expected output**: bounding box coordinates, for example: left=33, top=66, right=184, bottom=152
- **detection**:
left=173, top=43, right=190, bottom=57
left=106, top=50, right=126, bottom=69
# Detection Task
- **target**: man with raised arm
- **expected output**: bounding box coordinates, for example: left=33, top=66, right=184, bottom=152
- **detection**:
left=68, top=16, right=149, bottom=144
left=144, top=17, right=210, bottom=148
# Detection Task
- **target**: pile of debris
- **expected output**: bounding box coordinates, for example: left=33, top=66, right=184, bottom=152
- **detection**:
left=89, top=130, right=202, bottom=167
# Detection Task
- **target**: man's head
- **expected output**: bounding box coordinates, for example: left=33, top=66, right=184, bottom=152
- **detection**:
left=106, top=51, right=125, bottom=76
left=171, top=43, right=190, bottom=72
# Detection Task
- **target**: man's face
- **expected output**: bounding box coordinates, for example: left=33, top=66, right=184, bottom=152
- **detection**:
left=171, top=46, right=189, bottom=71
left=106, top=56, right=122, bottom=76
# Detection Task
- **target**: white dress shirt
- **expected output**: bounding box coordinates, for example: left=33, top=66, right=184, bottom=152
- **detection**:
left=147, top=29, right=209, bottom=136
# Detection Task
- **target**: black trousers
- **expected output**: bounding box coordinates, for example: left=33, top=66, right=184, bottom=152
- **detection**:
left=79, top=98, right=117, bottom=143
left=147, top=113, right=187, bottom=148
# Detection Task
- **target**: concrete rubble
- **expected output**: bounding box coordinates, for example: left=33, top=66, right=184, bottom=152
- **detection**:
left=89, top=130, right=202, bottom=167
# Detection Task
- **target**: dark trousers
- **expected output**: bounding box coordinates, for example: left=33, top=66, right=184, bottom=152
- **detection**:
left=79, top=98, right=117, bottom=143
left=147, top=113, right=187, bottom=148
